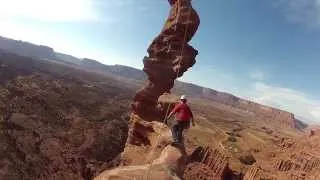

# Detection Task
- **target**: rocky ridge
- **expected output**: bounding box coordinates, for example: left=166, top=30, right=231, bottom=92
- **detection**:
left=95, top=115, right=234, bottom=180
left=0, top=51, right=132, bottom=180
left=243, top=132, right=320, bottom=180
left=0, top=36, right=56, bottom=61
left=0, top=35, right=305, bottom=130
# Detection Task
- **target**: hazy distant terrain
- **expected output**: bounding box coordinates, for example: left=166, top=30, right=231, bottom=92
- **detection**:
left=1, top=36, right=318, bottom=180
left=0, top=36, right=307, bottom=128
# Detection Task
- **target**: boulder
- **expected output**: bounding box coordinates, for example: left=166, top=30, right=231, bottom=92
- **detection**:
left=94, top=145, right=187, bottom=180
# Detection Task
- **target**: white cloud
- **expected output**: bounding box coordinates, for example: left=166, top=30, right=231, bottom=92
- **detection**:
left=0, top=0, right=100, bottom=22
left=249, top=69, right=265, bottom=81
left=185, top=65, right=320, bottom=123
left=310, top=107, right=320, bottom=119
left=251, top=82, right=320, bottom=123
left=274, top=0, right=320, bottom=29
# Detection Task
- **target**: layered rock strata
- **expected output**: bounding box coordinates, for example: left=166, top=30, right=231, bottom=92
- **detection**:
left=184, top=147, right=229, bottom=180
left=132, top=0, right=200, bottom=120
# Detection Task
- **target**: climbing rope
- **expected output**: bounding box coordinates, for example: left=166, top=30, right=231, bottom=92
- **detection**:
left=144, top=0, right=195, bottom=179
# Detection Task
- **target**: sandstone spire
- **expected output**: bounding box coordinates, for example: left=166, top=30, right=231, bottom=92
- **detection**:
left=132, top=0, right=200, bottom=120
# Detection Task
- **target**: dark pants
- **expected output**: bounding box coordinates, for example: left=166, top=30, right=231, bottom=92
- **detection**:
left=171, top=120, right=190, bottom=143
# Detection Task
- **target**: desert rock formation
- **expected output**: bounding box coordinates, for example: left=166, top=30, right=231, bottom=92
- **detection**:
left=188, top=88, right=301, bottom=130
left=121, top=114, right=174, bottom=165
left=95, top=120, right=236, bottom=180
left=94, top=145, right=185, bottom=180
left=0, top=52, right=132, bottom=180
left=132, top=0, right=200, bottom=120
left=95, top=120, right=187, bottom=180
left=184, top=147, right=230, bottom=180
left=243, top=132, right=320, bottom=180
left=0, top=36, right=57, bottom=60
left=244, top=166, right=275, bottom=180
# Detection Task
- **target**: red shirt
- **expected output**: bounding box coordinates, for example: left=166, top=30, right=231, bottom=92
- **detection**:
left=171, top=102, right=193, bottom=121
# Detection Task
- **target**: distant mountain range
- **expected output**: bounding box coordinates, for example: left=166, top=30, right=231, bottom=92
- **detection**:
left=0, top=36, right=56, bottom=60
left=0, top=35, right=309, bottom=129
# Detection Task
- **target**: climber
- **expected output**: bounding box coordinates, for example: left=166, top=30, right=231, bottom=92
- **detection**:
left=166, top=95, right=195, bottom=144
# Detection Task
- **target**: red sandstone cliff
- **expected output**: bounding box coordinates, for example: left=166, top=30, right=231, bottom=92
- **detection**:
left=244, top=132, right=320, bottom=180
left=207, top=92, right=298, bottom=129
left=172, top=83, right=301, bottom=130
left=184, top=147, right=230, bottom=180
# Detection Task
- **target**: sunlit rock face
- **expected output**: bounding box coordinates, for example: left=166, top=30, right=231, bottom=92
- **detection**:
left=132, top=0, right=200, bottom=120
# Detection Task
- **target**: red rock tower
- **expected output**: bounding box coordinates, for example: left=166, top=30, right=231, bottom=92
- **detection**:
left=132, top=0, right=200, bottom=120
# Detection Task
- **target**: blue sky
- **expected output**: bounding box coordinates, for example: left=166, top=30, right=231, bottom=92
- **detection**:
left=0, top=0, right=319, bottom=123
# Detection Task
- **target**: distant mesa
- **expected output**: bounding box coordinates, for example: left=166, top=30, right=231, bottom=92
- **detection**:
left=0, top=35, right=309, bottom=131
left=0, top=36, right=56, bottom=60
